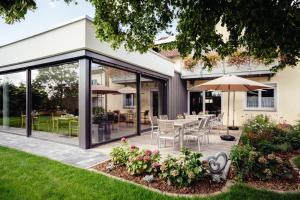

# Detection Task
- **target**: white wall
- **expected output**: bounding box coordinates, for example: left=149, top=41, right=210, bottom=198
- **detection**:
left=85, top=20, right=175, bottom=77
left=0, top=19, right=86, bottom=66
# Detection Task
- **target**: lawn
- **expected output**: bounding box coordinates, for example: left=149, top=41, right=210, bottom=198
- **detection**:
left=0, top=146, right=299, bottom=200
left=293, top=156, right=300, bottom=168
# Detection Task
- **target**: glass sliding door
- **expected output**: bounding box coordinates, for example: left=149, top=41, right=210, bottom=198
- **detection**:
left=189, top=91, right=203, bottom=114
left=91, top=62, right=137, bottom=145
left=0, top=71, right=26, bottom=135
left=205, top=91, right=222, bottom=115
left=140, top=76, right=163, bottom=130
left=31, top=62, right=79, bottom=145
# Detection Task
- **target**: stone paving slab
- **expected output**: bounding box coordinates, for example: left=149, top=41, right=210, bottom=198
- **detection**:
left=0, top=132, right=108, bottom=169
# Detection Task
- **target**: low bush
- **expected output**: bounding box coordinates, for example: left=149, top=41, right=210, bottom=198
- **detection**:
left=110, top=138, right=130, bottom=165
left=230, top=144, right=256, bottom=181
left=126, top=146, right=161, bottom=175
left=293, top=156, right=300, bottom=168
left=160, top=148, right=207, bottom=187
left=242, top=115, right=275, bottom=146
left=230, top=144, right=294, bottom=181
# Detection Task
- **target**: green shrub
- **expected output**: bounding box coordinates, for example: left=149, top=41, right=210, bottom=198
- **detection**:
left=230, top=144, right=256, bottom=181
left=126, top=146, right=160, bottom=175
left=257, top=140, right=275, bottom=154
left=288, top=130, right=300, bottom=150
left=242, top=115, right=275, bottom=146
left=110, top=138, right=130, bottom=165
left=253, top=153, right=294, bottom=181
left=160, top=148, right=207, bottom=187
left=273, top=142, right=292, bottom=152
left=293, top=156, right=300, bottom=168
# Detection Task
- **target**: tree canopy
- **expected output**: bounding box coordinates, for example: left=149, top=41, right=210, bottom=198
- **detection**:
left=1, top=0, right=300, bottom=71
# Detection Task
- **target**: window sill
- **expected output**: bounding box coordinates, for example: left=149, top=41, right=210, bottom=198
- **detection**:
left=244, top=108, right=277, bottom=112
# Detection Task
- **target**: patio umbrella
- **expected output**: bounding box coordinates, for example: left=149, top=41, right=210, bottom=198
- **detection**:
left=91, top=85, right=120, bottom=110
left=118, top=86, right=136, bottom=94
left=192, top=75, right=272, bottom=141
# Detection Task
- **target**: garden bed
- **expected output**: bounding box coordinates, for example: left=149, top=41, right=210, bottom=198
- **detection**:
left=229, top=147, right=300, bottom=191
left=93, top=160, right=226, bottom=195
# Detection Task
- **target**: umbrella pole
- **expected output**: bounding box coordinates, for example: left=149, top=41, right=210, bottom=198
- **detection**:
left=227, top=91, right=230, bottom=135
left=233, top=91, right=235, bottom=127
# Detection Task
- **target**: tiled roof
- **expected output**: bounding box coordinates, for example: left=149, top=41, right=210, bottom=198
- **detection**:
left=159, top=49, right=180, bottom=58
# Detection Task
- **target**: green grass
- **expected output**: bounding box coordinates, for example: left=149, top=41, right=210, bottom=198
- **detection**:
left=0, top=146, right=299, bottom=200
left=293, top=156, right=300, bottom=168
left=0, top=116, right=78, bottom=135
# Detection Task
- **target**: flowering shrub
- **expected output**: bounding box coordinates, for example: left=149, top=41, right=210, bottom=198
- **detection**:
left=230, top=144, right=294, bottom=181
left=126, top=147, right=161, bottom=175
left=110, top=138, right=130, bottom=165
left=242, top=115, right=275, bottom=146
left=230, top=144, right=256, bottom=181
left=160, top=148, right=207, bottom=187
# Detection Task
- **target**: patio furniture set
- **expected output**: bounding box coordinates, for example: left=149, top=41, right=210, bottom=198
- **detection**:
left=149, top=113, right=224, bottom=151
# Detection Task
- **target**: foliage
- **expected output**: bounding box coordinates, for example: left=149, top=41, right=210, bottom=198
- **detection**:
left=227, top=51, right=251, bottom=67
left=159, top=148, right=207, bottom=187
left=126, top=146, right=160, bottom=175
left=2, top=146, right=300, bottom=200
left=242, top=115, right=275, bottom=146
left=32, top=63, right=79, bottom=113
left=3, top=1, right=300, bottom=72
left=92, top=106, right=105, bottom=123
left=110, top=138, right=130, bottom=166
left=230, top=144, right=294, bottom=181
left=293, top=156, right=300, bottom=169
left=230, top=144, right=256, bottom=181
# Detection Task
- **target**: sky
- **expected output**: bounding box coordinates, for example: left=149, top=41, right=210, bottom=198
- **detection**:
left=0, top=0, right=175, bottom=46
left=0, top=0, right=95, bottom=46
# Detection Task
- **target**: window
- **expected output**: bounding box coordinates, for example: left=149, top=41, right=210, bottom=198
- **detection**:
left=245, top=83, right=276, bottom=110
left=91, top=79, right=98, bottom=85
left=124, top=94, right=135, bottom=107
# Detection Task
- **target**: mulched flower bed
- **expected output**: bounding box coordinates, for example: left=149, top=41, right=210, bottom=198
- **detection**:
left=93, top=160, right=226, bottom=195
left=229, top=150, right=300, bottom=191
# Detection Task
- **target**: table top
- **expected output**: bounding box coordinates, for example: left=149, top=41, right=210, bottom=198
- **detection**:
left=173, top=119, right=198, bottom=126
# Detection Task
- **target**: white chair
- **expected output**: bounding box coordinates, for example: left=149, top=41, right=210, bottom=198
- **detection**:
left=184, top=118, right=210, bottom=151
left=210, top=112, right=224, bottom=133
left=159, top=115, right=168, bottom=120
left=157, top=120, right=180, bottom=149
left=149, top=115, right=159, bottom=144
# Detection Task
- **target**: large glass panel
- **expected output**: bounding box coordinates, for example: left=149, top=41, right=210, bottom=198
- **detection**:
left=91, top=62, right=137, bottom=145
left=31, top=62, right=79, bottom=145
left=141, top=76, right=162, bottom=130
left=205, top=91, right=222, bottom=115
left=0, top=71, right=26, bottom=135
left=189, top=92, right=203, bottom=114
left=247, top=91, right=259, bottom=108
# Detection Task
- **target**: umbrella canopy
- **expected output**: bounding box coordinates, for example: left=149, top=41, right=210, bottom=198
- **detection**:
left=192, top=75, right=272, bottom=91
left=91, top=85, right=120, bottom=94
left=118, top=86, right=136, bottom=94
left=191, top=75, right=272, bottom=141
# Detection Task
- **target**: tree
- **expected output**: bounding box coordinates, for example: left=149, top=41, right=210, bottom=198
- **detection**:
left=2, top=0, right=299, bottom=71
left=32, top=63, right=79, bottom=113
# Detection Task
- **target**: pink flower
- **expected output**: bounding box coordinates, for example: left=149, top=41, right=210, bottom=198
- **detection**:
left=121, top=137, right=127, bottom=143
left=130, top=145, right=136, bottom=149
left=144, top=149, right=152, bottom=156
left=143, top=155, right=151, bottom=162
left=152, top=162, right=161, bottom=168
left=137, top=155, right=143, bottom=161
left=153, top=149, right=160, bottom=155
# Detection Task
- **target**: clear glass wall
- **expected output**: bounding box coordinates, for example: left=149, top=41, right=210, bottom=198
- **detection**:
left=31, top=62, right=79, bottom=145
left=0, top=71, right=26, bottom=135
left=141, top=76, right=162, bottom=130
left=91, top=62, right=137, bottom=144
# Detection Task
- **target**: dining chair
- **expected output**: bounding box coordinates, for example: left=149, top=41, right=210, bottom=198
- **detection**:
left=191, top=111, right=197, bottom=115
left=149, top=115, right=159, bottom=144
left=159, top=115, right=168, bottom=120
left=184, top=117, right=209, bottom=151
left=157, top=120, right=179, bottom=149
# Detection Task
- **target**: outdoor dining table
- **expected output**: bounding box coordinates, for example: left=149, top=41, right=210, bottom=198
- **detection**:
left=173, top=119, right=199, bottom=149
